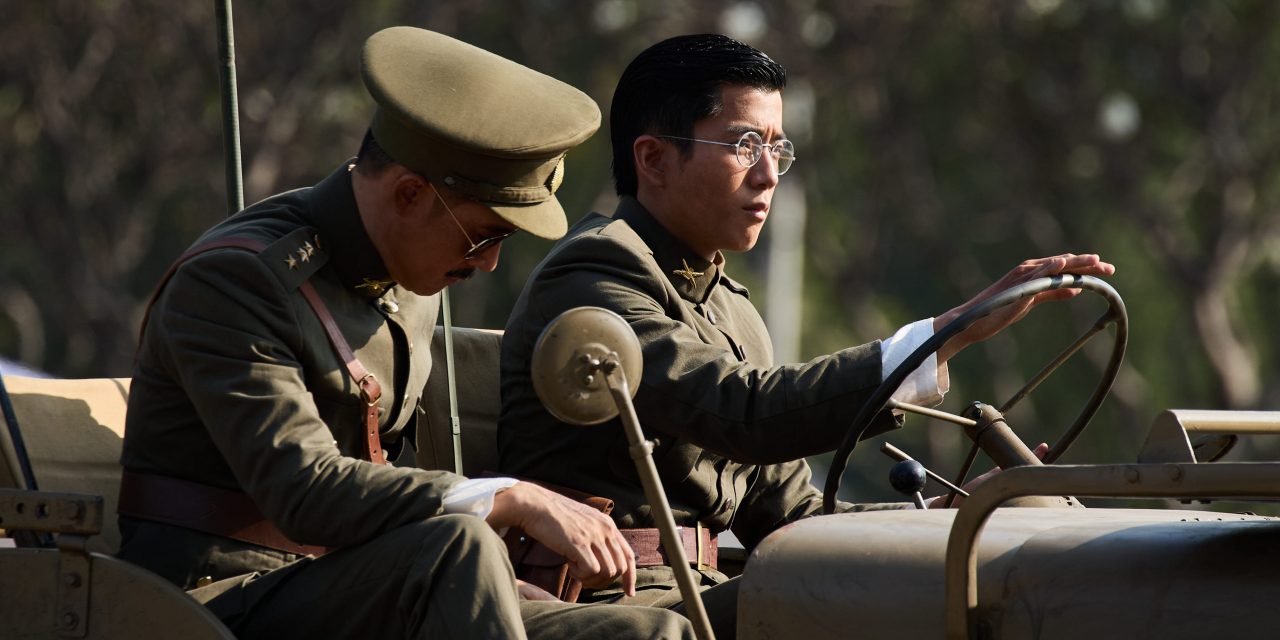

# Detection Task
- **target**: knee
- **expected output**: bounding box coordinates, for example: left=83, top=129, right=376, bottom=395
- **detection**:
left=616, top=607, right=696, bottom=640
left=405, top=514, right=507, bottom=563
left=414, top=513, right=493, bottom=540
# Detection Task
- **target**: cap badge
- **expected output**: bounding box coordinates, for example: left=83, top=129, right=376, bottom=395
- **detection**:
left=546, top=157, right=564, bottom=194
left=672, top=259, right=704, bottom=286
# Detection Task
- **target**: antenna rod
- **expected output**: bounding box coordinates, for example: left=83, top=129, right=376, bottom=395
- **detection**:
left=442, top=289, right=464, bottom=475
left=215, top=0, right=245, bottom=215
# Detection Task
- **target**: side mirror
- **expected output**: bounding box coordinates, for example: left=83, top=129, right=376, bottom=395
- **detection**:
left=531, top=307, right=715, bottom=640
left=531, top=306, right=642, bottom=426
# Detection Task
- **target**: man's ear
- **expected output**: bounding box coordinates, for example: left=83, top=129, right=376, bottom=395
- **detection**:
left=391, top=172, right=428, bottom=216
left=633, top=134, right=669, bottom=189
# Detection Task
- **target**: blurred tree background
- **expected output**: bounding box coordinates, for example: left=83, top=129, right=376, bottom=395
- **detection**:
left=2, top=0, right=1277, bottom=502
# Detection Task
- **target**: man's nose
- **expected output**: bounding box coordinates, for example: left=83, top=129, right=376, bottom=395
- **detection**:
left=750, top=152, right=781, bottom=188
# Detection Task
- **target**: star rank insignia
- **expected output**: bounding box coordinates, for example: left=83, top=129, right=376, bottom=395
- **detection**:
left=296, top=247, right=311, bottom=263
left=284, top=254, right=298, bottom=270
left=356, top=278, right=394, bottom=295
left=672, top=259, right=704, bottom=286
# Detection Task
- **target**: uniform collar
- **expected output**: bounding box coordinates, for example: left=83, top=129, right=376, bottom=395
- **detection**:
left=613, top=196, right=722, bottom=304
left=303, top=161, right=395, bottom=298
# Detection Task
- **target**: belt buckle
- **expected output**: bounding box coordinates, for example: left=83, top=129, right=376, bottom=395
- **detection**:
left=358, top=373, right=379, bottom=406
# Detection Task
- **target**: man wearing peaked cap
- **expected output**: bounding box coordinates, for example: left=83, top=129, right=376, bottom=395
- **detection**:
left=362, top=25, right=598, bottom=241
left=118, top=26, right=692, bottom=639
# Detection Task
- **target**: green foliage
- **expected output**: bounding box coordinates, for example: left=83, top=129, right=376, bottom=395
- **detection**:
left=1, top=0, right=1276, bottom=501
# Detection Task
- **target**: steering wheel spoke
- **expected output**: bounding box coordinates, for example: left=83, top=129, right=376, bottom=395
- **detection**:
left=998, top=309, right=1118, bottom=414
left=887, top=398, right=977, bottom=427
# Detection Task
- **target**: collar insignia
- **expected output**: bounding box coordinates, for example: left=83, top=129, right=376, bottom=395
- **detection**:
left=356, top=278, right=394, bottom=295
left=672, top=259, right=704, bottom=286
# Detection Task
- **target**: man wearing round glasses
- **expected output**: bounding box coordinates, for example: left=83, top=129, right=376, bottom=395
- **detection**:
left=499, top=34, right=1112, bottom=635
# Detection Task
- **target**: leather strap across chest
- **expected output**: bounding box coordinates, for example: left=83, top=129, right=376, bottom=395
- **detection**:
left=140, top=237, right=388, bottom=465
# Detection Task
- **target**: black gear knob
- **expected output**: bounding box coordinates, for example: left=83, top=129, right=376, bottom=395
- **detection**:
left=889, top=459, right=929, bottom=509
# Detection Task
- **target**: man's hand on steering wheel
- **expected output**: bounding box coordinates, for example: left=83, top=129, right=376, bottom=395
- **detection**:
left=823, top=262, right=1128, bottom=513
left=934, top=254, right=1116, bottom=364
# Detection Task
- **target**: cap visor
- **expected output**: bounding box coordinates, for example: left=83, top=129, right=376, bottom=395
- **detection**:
left=489, top=196, right=568, bottom=240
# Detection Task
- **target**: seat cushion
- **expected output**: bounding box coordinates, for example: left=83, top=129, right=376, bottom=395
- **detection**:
left=416, top=327, right=503, bottom=476
left=0, top=376, right=130, bottom=554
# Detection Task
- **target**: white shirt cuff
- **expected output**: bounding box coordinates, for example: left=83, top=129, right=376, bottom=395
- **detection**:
left=881, top=318, right=950, bottom=407
left=442, top=477, right=519, bottom=520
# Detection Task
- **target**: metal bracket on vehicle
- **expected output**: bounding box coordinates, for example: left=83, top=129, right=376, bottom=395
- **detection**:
left=55, top=534, right=92, bottom=638
left=1138, top=410, right=1280, bottom=463
left=0, top=489, right=102, bottom=638
left=944, top=462, right=1280, bottom=640
left=0, top=489, right=103, bottom=536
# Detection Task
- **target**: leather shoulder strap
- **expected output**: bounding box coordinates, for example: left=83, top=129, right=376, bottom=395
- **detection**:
left=139, top=237, right=387, bottom=464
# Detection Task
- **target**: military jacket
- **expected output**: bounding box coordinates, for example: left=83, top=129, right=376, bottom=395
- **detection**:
left=119, top=164, right=463, bottom=586
left=500, top=197, right=901, bottom=551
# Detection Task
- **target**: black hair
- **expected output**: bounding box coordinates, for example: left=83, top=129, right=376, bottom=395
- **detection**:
left=355, top=128, right=396, bottom=176
left=610, top=34, right=787, bottom=196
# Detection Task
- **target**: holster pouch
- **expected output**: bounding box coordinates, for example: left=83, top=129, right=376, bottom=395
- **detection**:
left=498, top=481, right=613, bottom=603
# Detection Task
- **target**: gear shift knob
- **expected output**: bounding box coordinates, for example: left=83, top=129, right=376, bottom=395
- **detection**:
left=889, top=459, right=929, bottom=509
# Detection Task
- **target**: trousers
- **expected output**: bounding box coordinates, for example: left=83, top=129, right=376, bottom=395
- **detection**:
left=189, top=515, right=693, bottom=639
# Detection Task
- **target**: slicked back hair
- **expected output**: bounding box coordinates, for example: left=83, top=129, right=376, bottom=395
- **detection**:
left=355, top=128, right=396, bottom=176
left=610, top=34, right=786, bottom=197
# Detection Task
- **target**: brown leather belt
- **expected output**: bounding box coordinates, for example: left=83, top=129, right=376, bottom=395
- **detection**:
left=118, top=470, right=331, bottom=557
left=620, top=523, right=718, bottom=570
left=120, top=469, right=720, bottom=572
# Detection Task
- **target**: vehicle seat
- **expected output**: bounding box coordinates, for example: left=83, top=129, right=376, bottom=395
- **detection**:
left=0, top=376, right=130, bottom=554
left=417, top=326, right=505, bottom=476
left=0, top=375, right=236, bottom=638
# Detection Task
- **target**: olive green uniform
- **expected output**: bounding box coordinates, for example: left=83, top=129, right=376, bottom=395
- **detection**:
left=121, top=168, right=691, bottom=639
left=499, top=197, right=904, bottom=629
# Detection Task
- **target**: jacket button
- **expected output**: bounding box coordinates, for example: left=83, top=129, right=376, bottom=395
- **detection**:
left=196, top=576, right=214, bottom=588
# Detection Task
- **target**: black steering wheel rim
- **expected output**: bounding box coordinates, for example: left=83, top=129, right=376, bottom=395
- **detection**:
left=821, top=274, right=1128, bottom=514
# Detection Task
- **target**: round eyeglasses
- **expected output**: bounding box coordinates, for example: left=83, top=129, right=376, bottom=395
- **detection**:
left=659, top=131, right=796, bottom=175
left=429, top=182, right=517, bottom=260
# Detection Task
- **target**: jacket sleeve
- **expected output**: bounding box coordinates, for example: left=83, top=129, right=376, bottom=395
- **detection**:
left=152, top=249, right=463, bottom=547
left=524, top=231, right=901, bottom=466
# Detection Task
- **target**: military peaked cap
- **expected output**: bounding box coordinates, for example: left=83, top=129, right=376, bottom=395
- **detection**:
left=362, top=26, right=601, bottom=240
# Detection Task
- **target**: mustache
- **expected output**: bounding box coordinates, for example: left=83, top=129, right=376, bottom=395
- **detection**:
left=445, top=267, right=476, bottom=281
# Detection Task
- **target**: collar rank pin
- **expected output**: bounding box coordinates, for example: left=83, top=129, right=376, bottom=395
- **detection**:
left=356, top=278, right=393, bottom=295
left=672, top=259, right=704, bottom=286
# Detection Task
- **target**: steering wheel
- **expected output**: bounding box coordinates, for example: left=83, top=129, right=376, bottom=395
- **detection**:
left=822, top=274, right=1127, bottom=514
